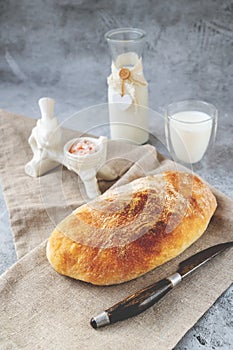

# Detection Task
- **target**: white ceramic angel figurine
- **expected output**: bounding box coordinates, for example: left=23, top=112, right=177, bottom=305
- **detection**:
left=25, top=97, right=63, bottom=177
left=25, top=97, right=118, bottom=199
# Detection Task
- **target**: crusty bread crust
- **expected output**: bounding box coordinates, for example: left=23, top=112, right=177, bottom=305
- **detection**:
left=46, top=171, right=217, bottom=285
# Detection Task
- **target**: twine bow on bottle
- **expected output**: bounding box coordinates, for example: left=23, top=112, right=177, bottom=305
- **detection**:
left=107, top=52, right=148, bottom=105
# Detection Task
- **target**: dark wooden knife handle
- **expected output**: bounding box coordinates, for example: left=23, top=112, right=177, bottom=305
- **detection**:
left=107, top=278, right=173, bottom=324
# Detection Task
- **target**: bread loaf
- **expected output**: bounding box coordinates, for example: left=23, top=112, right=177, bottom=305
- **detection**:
left=46, top=171, right=217, bottom=285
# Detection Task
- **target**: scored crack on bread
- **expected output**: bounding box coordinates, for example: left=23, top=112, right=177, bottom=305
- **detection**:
left=46, top=171, right=217, bottom=285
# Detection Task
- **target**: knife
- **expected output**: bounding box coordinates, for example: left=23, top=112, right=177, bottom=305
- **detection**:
left=90, top=241, right=233, bottom=329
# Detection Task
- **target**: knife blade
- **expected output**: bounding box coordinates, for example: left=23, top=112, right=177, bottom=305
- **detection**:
left=90, top=241, right=233, bottom=329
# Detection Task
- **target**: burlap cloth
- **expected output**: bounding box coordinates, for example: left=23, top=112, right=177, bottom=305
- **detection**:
left=0, top=110, right=233, bottom=350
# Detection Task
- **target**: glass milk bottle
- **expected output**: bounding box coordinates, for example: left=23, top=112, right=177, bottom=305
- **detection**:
left=105, top=28, right=149, bottom=144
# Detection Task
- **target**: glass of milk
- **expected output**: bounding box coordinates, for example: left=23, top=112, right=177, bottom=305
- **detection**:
left=165, top=100, right=218, bottom=164
left=105, top=28, right=149, bottom=144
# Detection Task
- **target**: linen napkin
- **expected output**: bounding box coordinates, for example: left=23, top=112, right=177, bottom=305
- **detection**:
left=0, top=110, right=233, bottom=350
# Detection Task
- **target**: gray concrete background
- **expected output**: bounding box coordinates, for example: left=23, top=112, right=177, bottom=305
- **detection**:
left=0, top=0, right=233, bottom=349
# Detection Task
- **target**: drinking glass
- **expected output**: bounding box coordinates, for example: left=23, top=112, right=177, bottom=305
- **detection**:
left=165, top=100, right=218, bottom=164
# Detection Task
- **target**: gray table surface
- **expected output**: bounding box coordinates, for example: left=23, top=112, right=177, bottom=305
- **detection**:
left=0, top=1, right=232, bottom=349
